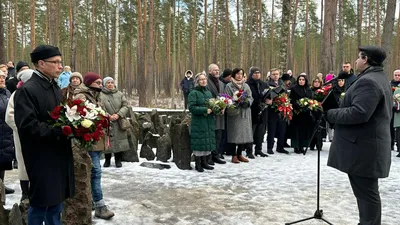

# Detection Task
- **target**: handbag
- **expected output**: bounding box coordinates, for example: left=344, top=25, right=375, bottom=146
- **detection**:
left=226, top=107, right=240, bottom=116
left=118, top=117, right=132, bottom=130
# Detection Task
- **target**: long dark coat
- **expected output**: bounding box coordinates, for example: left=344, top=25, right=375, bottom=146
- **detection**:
left=289, top=76, right=313, bottom=148
left=247, top=77, right=269, bottom=125
left=14, top=72, right=75, bottom=207
left=188, top=86, right=216, bottom=151
left=327, top=66, right=392, bottom=178
left=0, top=88, right=14, bottom=169
left=207, top=74, right=225, bottom=130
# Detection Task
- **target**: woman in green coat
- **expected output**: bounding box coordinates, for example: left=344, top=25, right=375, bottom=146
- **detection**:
left=188, top=72, right=216, bottom=172
left=100, top=77, right=130, bottom=168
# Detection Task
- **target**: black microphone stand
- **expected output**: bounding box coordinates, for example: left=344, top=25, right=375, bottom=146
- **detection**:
left=285, top=89, right=334, bottom=225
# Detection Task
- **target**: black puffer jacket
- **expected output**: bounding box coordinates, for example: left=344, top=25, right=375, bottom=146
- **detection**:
left=0, top=88, right=14, bottom=164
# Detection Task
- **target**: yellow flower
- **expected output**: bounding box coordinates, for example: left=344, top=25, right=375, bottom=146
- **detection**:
left=81, top=119, right=94, bottom=128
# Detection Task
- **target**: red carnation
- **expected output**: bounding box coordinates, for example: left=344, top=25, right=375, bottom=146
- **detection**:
left=83, top=133, right=92, bottom=142
left=62, top=126, right=73, bottom=136
left=73, top=99, right=83, bottom=106
left=50, top=105, right=63, bottom=120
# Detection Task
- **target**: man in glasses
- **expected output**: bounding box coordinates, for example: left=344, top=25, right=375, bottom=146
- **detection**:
left=14, top=45, right=75, bottom=225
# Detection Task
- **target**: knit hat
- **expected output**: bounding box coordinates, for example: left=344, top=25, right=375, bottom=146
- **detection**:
left=30, top=45, right=62, bottom=63
left=84, top=72, right=101, bottom=86
left=249, top=67, right=261, bottom=77
left=103, top=76, right=114, bottom=86
left=221, top=68, right=233, bottom=78
left=281, top=73, right=291, bottom=81
left=16, top=61, right=29, bottom=73
left=325, top=74, right=334, bottom=82
left=17, top=69, right=34, bottom=82
left=70, top=72, right=83, bottom=83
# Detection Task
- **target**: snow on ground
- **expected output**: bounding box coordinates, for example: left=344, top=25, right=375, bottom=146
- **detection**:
left=3, top=142, right=400, bottom=225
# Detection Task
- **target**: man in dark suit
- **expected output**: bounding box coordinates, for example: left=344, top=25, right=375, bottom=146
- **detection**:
left=326, top=46, right=392, bottom=225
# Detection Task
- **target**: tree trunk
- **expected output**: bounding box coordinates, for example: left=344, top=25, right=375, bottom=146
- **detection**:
left=48, top=0, right=57, bottom=45
left=137, top=0, right=147, bottom=106
left=114, top=0, right=120, bottom=85
left=191, top=2, right=197, bottom=72
left=367, top=0, right=372, bottom=44
left=146, top=0, right=155, bottom=106
left=288, top=0, right=299, bottom=71
left=70, top=0, right=78, bottom=71
left=212, top=0, right=217, bottom=63
left=279, top=0, right=291, bottom=72
left=375, top=0, right=381, bottom=45
left=320, top=0, right=338, bottom=75
left=204, top=0, right=208, bottom=71
left=338, top=0, right=344, bottom=70
left=225, top=0, right=232, bottom=69
left=395, top=2, right=400, bottom=69
left=305, top=0, right=310, bottom=75
left=270, top=0, right=275, bottom=68
left=357, top=0, right=363, bottom=47
left=381, top=0, right=397, bottom=74
left=0, top=2, right=4, bottom=63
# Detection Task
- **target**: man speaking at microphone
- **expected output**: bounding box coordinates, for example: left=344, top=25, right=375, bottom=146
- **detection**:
left=325, top=46, right=392, bottom=225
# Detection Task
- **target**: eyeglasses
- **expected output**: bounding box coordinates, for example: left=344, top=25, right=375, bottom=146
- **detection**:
left=43, top=60, right=63, bottom=65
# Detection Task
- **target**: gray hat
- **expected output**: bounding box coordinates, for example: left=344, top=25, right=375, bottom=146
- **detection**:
left=358, top=46, right=387, bottom=65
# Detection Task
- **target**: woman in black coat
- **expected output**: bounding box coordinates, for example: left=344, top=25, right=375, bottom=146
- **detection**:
left=310, top=78, right=326, bottom=151
left=289, top=75, right=313, bottom=153
left=0, top=72, right=15, bottom=195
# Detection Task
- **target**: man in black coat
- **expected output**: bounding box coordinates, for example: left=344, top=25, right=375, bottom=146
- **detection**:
left=326, top=46, right=392, bottom=225
left=266, top=68, right=289, bottom=154
left=389, top=69, right=400, bottom=151
left=14, top=45, right=74, bottom=225
left=180, top=70, right=194, bottom=109
left=247, top=67, right=270, bottom=158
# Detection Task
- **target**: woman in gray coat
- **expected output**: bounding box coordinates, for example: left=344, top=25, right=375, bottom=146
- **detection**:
left=100, top=77, right=130, bottom=168
left=224, top=68, right=254, bottom=163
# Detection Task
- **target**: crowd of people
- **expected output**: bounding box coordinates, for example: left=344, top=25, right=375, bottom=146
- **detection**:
left=0, top=43, right=397, bottom=225
left=183, top=63, right=354, bottom=171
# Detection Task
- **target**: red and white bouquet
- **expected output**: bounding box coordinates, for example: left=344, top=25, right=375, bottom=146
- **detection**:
left=232, top=89, right=249, bottom=105
left=296, top=98, right=323, bottom=114
left=272, top=93, right=293, bottom=121
left=49, top=99, right=110, bottom=149
left=314, top=84, right=332, bottom=102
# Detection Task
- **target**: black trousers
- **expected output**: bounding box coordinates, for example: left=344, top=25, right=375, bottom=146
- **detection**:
left=267, top=112, right=286, bottom=150
left=396, top=127, right=400, bottom=152
left=215, top=129, right=223, bottom=155
left=183, top=92, right=189, bottom=109
left=390, top=112, right=395, bottom=148
left=252, top=123, right=266, bottom=152
left=348, top=175, right=381, bottom=225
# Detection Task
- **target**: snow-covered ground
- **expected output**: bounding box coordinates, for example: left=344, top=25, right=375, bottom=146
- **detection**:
left=3, top=142, right=400, bottom=225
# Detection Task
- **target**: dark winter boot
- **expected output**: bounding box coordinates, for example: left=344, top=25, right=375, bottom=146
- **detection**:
left=195, top=156, right=204, bottom=172
left=95, top=205, right=115, bottom=220
left=211, top=151, right=226, bottom=164
left=206, top=155, right=215, bottom=166
left=114, top=153, right=122, bottom=168
left=254, top=150, right=268, bottom=157
left=246, top=149, right=255, bottom=159
left=103, top=154, right=111, bottom=167
left=201, top=156, right=214, bottom=170
left=20, top=180, right=29, bottom=202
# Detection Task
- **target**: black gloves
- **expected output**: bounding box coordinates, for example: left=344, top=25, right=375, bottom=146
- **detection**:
left=240, top=101, right=250, bottom=108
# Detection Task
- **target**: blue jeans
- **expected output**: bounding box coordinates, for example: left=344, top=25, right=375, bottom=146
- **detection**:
left=88, top=151, right=104, bottom=207
left=28, top=203, right=63, bottom=225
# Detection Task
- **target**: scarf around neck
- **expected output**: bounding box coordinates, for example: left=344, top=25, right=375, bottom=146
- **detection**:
left=231, top=77, right=244, bottom=89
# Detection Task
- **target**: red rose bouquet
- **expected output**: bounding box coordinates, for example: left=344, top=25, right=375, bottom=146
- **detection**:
left=49, top=99, right=110, bottom=149
left=232, top=89, right=249, bottom=105
left=272, top=93, right=293, bottom=121
left=314, top=84, right=332, bottom=102
left=296, top=98, right=323, bottom=114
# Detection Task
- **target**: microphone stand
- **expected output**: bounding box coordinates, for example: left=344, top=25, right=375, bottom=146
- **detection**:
left=285, top=89, right=334, bottom=225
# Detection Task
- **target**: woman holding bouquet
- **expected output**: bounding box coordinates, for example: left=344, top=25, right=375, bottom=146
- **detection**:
left=188, top=72, right=216, bottom=172
left=289, top=75, right=313, bottom=153
left=100, top=77, right=130, bottom=168
left=224, top=68, right=254, bottom=163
